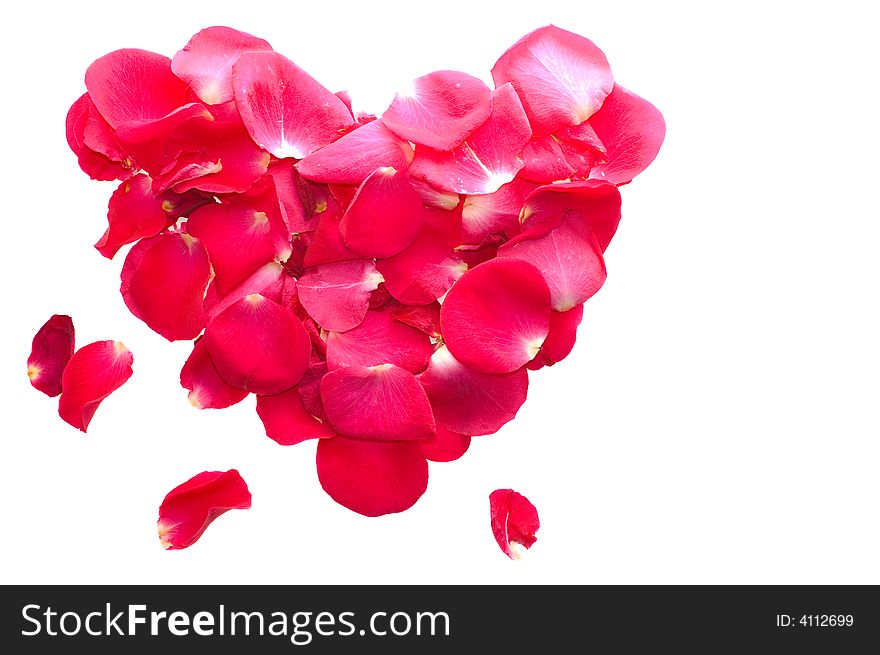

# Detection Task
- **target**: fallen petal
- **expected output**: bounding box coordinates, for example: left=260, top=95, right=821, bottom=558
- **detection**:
left=27, top=315, right=75, bottom=397
left=256, top=387, right=335, bottom=446
left=297, top=260, right=383, bottom=331
left=326, top=308, right=433, bottom=374
left=58, top=340, right=133, bottom=432
left=490, top=488, right=540, bottom=559
left=420, top=426, right=471, bottom=463
left=460, top=178, right=536, bottom=247
left=95, top=174, right=168, bottom=259
left=527, top=304, right=584, bottom=369
left=180, top=339, right=249, bottom=409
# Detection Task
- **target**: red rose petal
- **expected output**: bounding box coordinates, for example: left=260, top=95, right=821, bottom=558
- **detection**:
left=268, top=162, right=312, bottom=234
left=527, top=304, right=584, bottom=370
left=420, top=426, right=471, bottom=463
left=326, top=308, right=433, bottom=374
left=297, top=260, right=383, bottom=331
left=490, top=488, right=540, bottom=559
left=410, top=178, right=461, bottom=211
left=316, top=437, right=428, bottom=516
left=94, top=174, right=168, bottom=259
left=58, top=340, right=133, bottom=432
left=556, top=120, right=607, bottom=178
left=521, top=179, right=622, bottom=252
left=256, top=387, right=334, bottom=446
left=232, top=50, right=354, bottom=159
left=120, top=232, right=211, bottom=341
left=203, top=294, right=310, bottom=395
left=459, top=178, right=536, bottom=247
left=298, top=360, right=328, bottom=420
left=27, top=315, right=75, bottom=398
left=390, top=302, right=442, bottom=339
left=498, top=210, right=607, bottom=311
left=172, top=26, right=273, bottom=105
left=320, top=364, right=435, bottom=441
left=588, top=84, right=666, bottom=185
left=65, top=93, right=132, bottom=181
left=158, top=469, right=251, bottom=550
left=381, top=70, right=493, bottom=151
left=518, top=135, right=576, bottom=183
left=441, top=258, right=551, bottom=374
left=296, top=120, right=414, bottom=185
left=180, top=339, right=249, bottom=410
left=339, top=167, right=424, bottom=258
left=492, top=25, right=613, bottom=137
left=203, top=261, right=290, bottom=321
left=418, top=346, right=528, bottom=436
left=302, top=198, right=358, bottom=268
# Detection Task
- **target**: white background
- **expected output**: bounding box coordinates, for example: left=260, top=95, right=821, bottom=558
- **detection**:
left=1, top=0, right=878, bottom=585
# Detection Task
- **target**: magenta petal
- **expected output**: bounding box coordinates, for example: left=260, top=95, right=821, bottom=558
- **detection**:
left=256, top=387, right=334, bottom=446
left=296, top=120, right=414, bottom=185
left=320, top=365, right=436, bottom=441
left=492, top=25, right=613, bottom=137
left=232, top=50, right=354, bottom=159
left=518, top=135, right=576, bottom=183
left=95, top=174, right=168, bottom=259
left=58, top=341, right=133, bottom=432
left=326, top=308, right=434, bottom=374
left=528, top=304, right=584, bottom=369
left=460, top=178, right=536, bottom=247
left=27, top=315, right=75, bottom=398
left=158, top=470, right=251, bottom=550
left=490, top=488, right=540, bottom=559
left=65, top=93, right=132, bottom=181
left=203, top=294, right=310, bottom=395
left=339, top=167, right=424, bottom=258
left=180, top=339, right=249, bottom=409
left=381, top=70, right=492, bottom=150
left=420, top=426, right=471, bottom=463
left=317, top=437, right=428, bottom=516
left=297, top=260, right=382, bottom=331
left=172, top=26, right=273, bottom=105
left=120, top=232, right=211, bottom=341
left=441, top=258, right=551, bottom=374
left=589, top=84, right=666, bottom=185
left=418, top=346, right=528, bottom=436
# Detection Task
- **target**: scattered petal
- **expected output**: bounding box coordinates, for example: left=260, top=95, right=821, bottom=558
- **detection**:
left=256, top=387, right=335, bottom=446
left=518, top=135, right=576, bottom=183
left=58, top=340, right=133, bottom=432
left=95, top=174, right=168, bottom=259
left=420, top=426, right=471, bottom=462
left=180, top=338, right=249, bottom=409
left=390, top=302, right=442, bottom=339
left=527, top=304, right=584, bottom=369
left=460, top=178, right=536, bottom=247
left=490, top=488, right=540, bottom=559
left=326, top=308, right=434, bottom=374
left=27, top=315, right=75, bottom=398
left=297, top=260, right=382, bottom=331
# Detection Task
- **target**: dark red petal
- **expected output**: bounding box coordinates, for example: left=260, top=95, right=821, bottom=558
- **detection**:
left=58, top=341, right=133, bottom=432
left=381, top=70, right=492, bottom=150
left=203, top=294, right=310, bottom=395
left=326, top=308, right=433, bottom=374
left=320, top=365, right=435, bottom=441
left=492, top=25, right=613, bottom=137
left=232, top=50, right=354, bottom=159
left=441, top=258, right=550, bottom=374
left=588, top=84, right=666, bottom=185
left=297, top=260, right=382, bottom=331
left=256, top=387, right=335, bottom=446
left=490, top=488, right=540, bottom=559
left=180, top=339, right=249, bottom=409
left=316, top=437, right=428, bottom=516
left=528, top=304, right=584, bottom=370
left=120, top=232, right=211, bottom=341
left=391, top=302, right=442, bottom=339
left=296, top=120, right=414, bottom=185
left=339, top=167, right=424, bottom=258
left=518, top=135, right=576, bottom=183
left=27, top=315, right=75, bottom=398
left=498, top=210, right=606, bottom=311
left=420, top=426, right=471, bottom=463
left=158, top=469, right=251, bottom=550
left=460, top=178, right=536, bottom=247
left=172, top=26, right=273, bottom=105
left=409, top=83, right=531, bottom=195
left=95, top=174, right=168, bottom=259
left=521, top=179, right=622, bottom=252
left=418, top=346, right=528, bottom=435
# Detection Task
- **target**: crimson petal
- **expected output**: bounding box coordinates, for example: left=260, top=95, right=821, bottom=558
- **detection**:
left=158, top=470, right=251, bottom=550
left=180, top=339, right=249, bottom=409
left=297, top=260, right=382, bottom=331
left=326, top=308, right=433, bottom=374
left=320, top=365, right=435, bottom=441
left=58, top=340, right=133, bottom=432
left=490, top=489, right=540, bottom=559
left=65, top=93, right=132, bottom=181
left=460, top=178, right=536, bottom=247
left=316, top=437, right=428, bottom=517
left=420, top=426, right=471, bottom=463
left=27, top=315, right=75, bottom=398
left=518, top=135, right=576, bottom=183
left=391, top=302, right=442, bottom=339
left=527, top=304, right=584, bottom=370
left=95, top=174, right=168, bottom=259
left=441, top=258, right=550, bottom=374
left=256, top=387, right=334, bottom=446
left=203, top=294, right=310, bottom=395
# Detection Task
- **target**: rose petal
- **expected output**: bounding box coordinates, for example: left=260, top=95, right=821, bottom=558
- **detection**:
left=58, top=340, right=133, bottom=432
left=518, top=135, right=576, bottom=183
left=203, top=294, right=310, bottom=395
left=441, top=258, right=551, bottom=374
left=268, top=162, right=312, bottom=234
left=420, top=426, right=471, bottom=463
left=180, top=339, right=249, bottom=409
left=527, top=304, right=584, bottom=370
left=460, top=178, right=536, bottom=247
left=95, top=174, right=168, bottom=259
left=65, top=93, right=132, bottom=181
left=490, top=488, right=540, bottom=559
left=120, top=232, right=211, bottom=341
left=256, top=387, right=334, bottom=446
left=301, top=197, right=358, bottom=268
left=588, top=84, right=666, bottom=185
left=390, top=302, right=442, bottom=339
left=326, top=308, right=434, bottom=374
left=203, top=261, right=290, bottom=322
left=27, top=315, right=75, bottom=398
left=410, top=178, right=461, bottom=211
left=296, top=120, right=414, bottom=185
left=298, top=360, right=328, bottom=420
left=320, top=364, right=435, bottom=441
left=418, top=346, right=528, bottom=436
left=492, top=25, right=613, bottom=137
left=297, top=260, right=383, bottom=331
left=158, top=469, right=251, bottom=550
left=232, top=50, right=354, bottom=159
left=556, top=120, right=607, bottom=178
left=172, top=26, right=273, bottom=105
left=381, top=70, right=492, bottom=150
left=316, top=437, right=428, bottom=516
